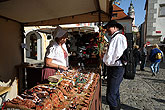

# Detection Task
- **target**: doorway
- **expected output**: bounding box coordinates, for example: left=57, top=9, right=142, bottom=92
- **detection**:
left=25, top=31, right=42, bottom=61
left=30, top=34, right=37, bottom=59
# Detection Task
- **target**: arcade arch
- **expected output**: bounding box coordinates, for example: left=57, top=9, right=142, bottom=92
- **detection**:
left=25, top=31, right=42, bottom=60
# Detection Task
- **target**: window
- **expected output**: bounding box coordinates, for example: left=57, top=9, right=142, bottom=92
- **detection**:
left=159, top=4, right=165, bottom=17
left=112, top=13, right=117, bottom=17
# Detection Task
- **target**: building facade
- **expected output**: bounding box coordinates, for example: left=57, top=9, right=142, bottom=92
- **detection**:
left=145, top=0, right=165, bottom=45
left=112, top=4, right=133, bottom=33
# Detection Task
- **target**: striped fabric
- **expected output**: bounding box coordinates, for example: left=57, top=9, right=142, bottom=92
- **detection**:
left=42, top=67, right=57, bottom=81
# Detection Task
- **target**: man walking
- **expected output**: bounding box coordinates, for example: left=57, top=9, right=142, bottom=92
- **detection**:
left=103, top=20, right=127, bottom=110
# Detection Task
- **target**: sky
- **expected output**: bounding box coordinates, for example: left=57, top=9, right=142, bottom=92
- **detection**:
left=116, top=0, right=146, bottom=26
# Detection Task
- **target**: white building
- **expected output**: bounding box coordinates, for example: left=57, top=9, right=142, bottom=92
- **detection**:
left=145, top=0, right=165, bottom=44
left=112, top=4, right=133, bottom=33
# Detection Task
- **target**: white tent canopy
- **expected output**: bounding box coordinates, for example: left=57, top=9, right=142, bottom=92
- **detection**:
left=0, top=0, right=111, bottom=26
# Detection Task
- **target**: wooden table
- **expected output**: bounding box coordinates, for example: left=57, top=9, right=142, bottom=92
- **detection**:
left=16, top=64, right=43, bottom=94
left=0, top=86, right=11, bottom=107
left=89, top=76, right=102, bottom=110
left=4, top=73, right=102, bottom=110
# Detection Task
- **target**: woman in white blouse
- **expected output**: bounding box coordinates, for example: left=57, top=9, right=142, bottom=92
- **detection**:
left=42, top=26, right=69, bottom=83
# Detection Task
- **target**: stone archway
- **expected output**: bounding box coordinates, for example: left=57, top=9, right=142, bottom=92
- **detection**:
left=25, top=31, right=42, bottom=60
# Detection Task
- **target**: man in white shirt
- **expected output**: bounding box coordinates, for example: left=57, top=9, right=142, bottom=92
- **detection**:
left=103, top=20, right=127, bottom=110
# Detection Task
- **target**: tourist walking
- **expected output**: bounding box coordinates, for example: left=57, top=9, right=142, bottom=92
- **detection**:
left=149, top=44, right=162, bottom=76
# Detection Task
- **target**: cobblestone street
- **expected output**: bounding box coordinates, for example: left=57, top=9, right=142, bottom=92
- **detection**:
left=101, top=61, right=165, bottom=110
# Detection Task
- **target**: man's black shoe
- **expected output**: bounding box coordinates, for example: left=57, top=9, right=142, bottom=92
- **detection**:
left=110, top=106, right=120, bottom=110
left=117, top=99, right=121, bottom=109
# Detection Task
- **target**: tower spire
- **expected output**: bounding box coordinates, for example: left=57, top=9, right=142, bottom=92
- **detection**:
left=128, top=1, right=135, bottom=26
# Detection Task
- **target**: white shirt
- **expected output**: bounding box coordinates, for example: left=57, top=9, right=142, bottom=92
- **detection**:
left=103, top=31, right=127, bottom=66
left=46, top=41, right=69, bottom=67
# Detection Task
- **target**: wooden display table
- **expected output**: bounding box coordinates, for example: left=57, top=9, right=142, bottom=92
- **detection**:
left=89, top=77, right=101, bottom=110
left=4, top=71, right=101, bottom=110
left=15, top=64, right=43, bottom=94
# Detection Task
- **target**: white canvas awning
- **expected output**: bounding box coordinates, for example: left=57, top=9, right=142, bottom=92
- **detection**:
left=0, top=0, right=111, bottom=26
left=36, top=26, right=95, bottom=34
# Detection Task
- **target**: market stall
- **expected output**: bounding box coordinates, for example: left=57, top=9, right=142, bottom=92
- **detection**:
left=3, top=71, right=101, bottom=110
left=0, top=0, right=113, bottom=109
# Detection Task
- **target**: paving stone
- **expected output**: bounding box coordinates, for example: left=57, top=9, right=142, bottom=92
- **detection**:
left=101, top=62, right=165, bottom=110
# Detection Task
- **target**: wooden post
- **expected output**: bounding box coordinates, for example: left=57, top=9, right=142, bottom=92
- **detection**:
left=98, top=10, right=102, bottom=110
left=98, top=11, right=102, bottom=72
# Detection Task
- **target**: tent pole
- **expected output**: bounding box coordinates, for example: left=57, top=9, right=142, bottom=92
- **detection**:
left=98, top=10, right=102, bottom=73
left=98, top=10, right=102, bottom=110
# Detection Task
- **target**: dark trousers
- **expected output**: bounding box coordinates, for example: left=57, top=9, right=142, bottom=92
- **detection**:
left=103, top=63, right=107, bottom=79
left=106, top=66, right=124, bottom=107
left=140, top=56, right=147, bottom=70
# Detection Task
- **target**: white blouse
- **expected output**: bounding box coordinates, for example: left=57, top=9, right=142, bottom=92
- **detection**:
left=103, top=31, right=127, bottom=66
left=46, top=41, right=69, bottom=67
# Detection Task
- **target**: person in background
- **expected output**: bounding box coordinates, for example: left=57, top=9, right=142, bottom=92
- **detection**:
left=149, top=44, right=162, bottom=76
left=103, top=20, right=127, bottom=110
left=42, top=26, right=69, bottom=83
left=133, top=45, right=141, bottom=73
left=157, top=49, right=164, bottom=73
left=140, top=44, right=147, bottom=71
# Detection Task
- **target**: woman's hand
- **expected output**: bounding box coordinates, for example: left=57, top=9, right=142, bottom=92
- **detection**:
left=59, top=65, right=68, bottom=71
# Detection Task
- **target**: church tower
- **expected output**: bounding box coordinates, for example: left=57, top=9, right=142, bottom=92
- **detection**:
left=128, top=1, right=135, bottom=26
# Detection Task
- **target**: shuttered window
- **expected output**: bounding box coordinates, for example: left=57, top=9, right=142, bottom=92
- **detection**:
left=159, top=4, right=165, bottom=17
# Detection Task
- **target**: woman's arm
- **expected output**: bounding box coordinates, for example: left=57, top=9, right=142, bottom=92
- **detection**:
left=45, top=58, right=68, bottom=71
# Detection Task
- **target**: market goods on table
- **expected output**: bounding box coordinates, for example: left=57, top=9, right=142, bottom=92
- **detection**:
left=3, top=70, right=100, bottom=110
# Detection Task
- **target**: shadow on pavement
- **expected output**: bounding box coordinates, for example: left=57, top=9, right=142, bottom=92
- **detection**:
left=121, top=104, right=141, bottom=110
left=151, top=97, right=165, bottom=104
left=159, top=61, right=165, bottom=69
left=136, top=72, right=151, bottom=77
left=136, top=67, right=151, bottom=73
left=102, top=96, right=141, bottom=110
left=142, top=77, right=165, bottom=84
left=136, top=67, right=152, bottom=74
left=141, top=70, right=152, bottom=73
